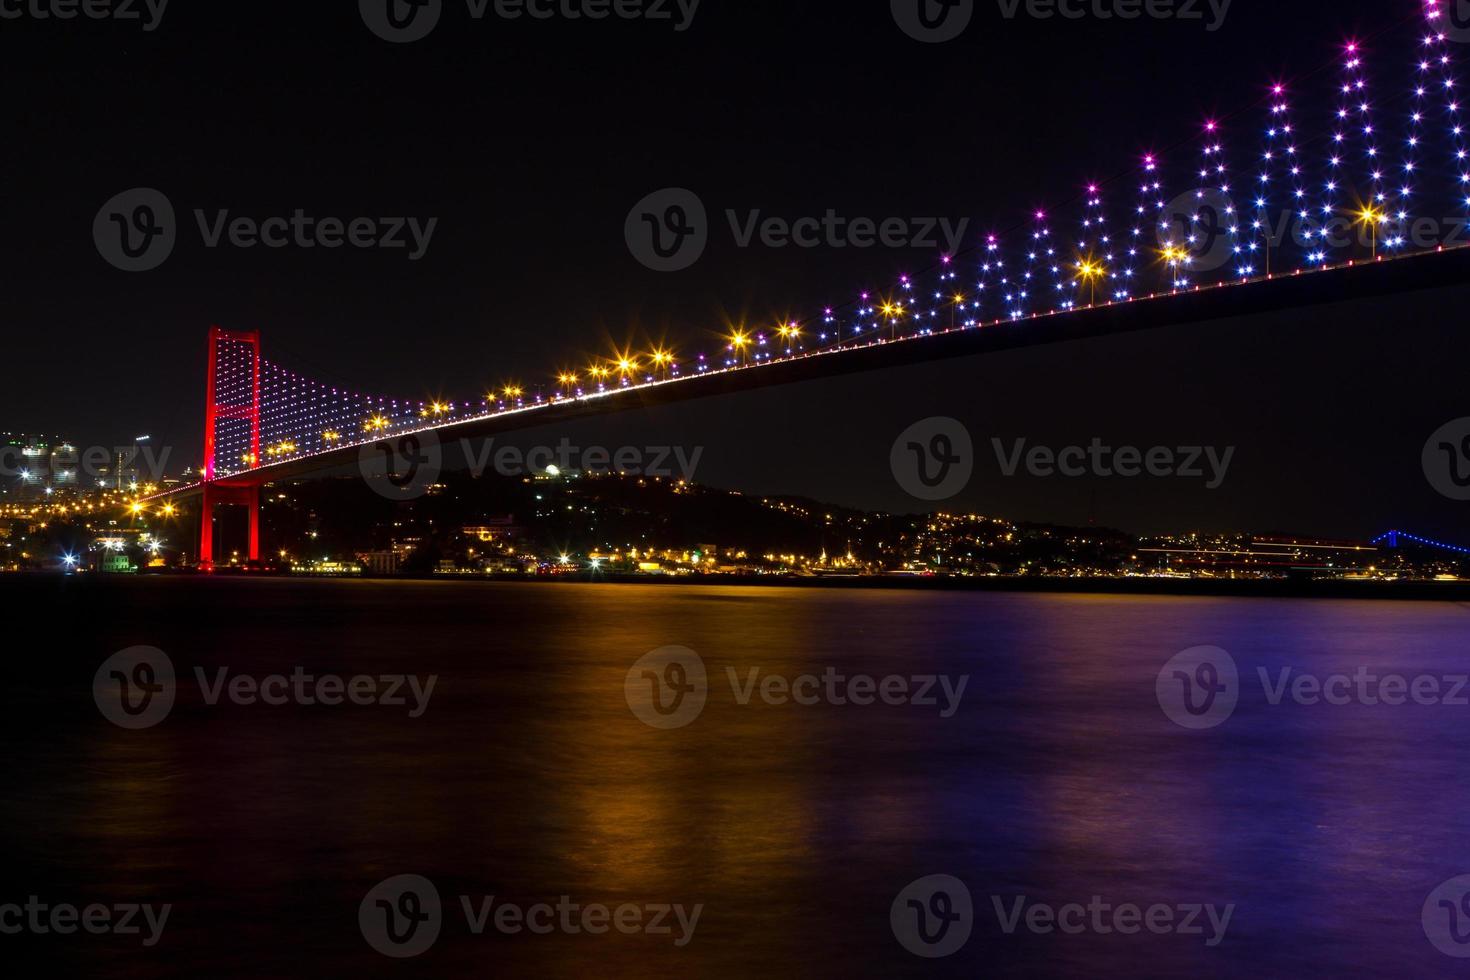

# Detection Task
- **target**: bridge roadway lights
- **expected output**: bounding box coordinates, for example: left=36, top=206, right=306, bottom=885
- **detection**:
left=199, top=482, right=260, bottom=569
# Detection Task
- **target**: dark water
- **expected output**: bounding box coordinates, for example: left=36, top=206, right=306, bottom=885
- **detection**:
left=5, top=578, right=1470, bottom=977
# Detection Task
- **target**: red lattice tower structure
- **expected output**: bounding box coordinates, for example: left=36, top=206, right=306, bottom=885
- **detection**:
left=200, top=326, right=262, bottom=567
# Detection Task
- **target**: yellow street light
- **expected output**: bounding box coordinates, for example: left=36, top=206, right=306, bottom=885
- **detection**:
left=879, top=302, right=904, bottom=339
left=1074, top=258, right=1106, bottom=305
left=1158, top=244, right=1192, bottom=288
left=728, top=331, right=751, bottom=364
left=949, top=294, right=966, bottom=329
left=1356, top=206, right=1386, bottom=258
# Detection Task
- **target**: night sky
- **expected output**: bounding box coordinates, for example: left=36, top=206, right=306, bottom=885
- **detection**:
left=3, top=0, right=1467, bottom=538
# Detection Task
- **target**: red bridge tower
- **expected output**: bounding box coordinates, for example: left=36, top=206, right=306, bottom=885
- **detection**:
left=200, top=326, right=262, bottom=568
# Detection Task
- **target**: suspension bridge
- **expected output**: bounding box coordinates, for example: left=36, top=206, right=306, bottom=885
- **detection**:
left=144, top=1, right=1470, bottom=567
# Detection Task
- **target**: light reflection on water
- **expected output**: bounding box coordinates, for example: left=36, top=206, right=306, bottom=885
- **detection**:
left=5, top=579, right=1470, bottom=977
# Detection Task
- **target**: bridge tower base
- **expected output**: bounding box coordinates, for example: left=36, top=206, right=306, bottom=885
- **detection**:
left=199, top=483, right=261, bottom=569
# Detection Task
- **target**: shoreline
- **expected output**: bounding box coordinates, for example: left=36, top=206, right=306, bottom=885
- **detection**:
left=438, top=573, right=1470, bottom=601
left=29, top=570, right=1470, bottom=602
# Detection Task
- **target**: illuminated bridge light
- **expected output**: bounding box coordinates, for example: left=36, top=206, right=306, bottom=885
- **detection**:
left=1372, top=530, right=1470, bottom=555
